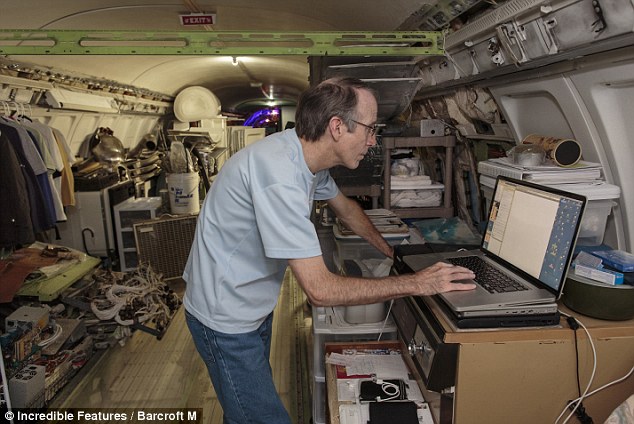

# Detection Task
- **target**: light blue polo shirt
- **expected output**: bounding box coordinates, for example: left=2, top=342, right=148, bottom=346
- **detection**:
left=183, top=129, right=339, bottom=333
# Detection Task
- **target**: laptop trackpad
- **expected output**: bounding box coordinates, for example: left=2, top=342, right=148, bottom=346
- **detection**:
left=402, top=253, right=446, bottom=272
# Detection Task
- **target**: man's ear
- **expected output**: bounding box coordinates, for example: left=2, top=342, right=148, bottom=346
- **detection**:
left=329, top=116, right=344, bottom=141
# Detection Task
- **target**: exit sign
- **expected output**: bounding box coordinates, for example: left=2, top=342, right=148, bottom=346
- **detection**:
left=180, top=13, right=216, bottom=26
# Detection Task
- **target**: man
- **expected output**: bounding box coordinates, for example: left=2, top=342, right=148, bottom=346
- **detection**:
left=183, top=77, right=475, bottom=423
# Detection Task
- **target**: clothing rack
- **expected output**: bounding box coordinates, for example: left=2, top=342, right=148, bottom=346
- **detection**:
left=1, top=100, right=33, bottom=118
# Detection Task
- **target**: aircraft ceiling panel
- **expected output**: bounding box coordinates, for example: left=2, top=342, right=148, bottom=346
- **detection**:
left=0, top=0, right=439, bottom=112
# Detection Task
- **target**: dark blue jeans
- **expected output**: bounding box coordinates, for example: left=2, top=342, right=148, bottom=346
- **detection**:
left=185, top=310, right=292, bottom=424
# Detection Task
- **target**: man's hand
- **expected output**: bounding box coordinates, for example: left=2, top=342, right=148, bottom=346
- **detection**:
left=415, top=262, right=476, bottom=295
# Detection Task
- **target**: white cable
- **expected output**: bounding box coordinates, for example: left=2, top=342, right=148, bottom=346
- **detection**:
left=91, top=264, right=181, bottom=327
left=555, top=312, right=598, bottom=424
left=37, top=323, right=63, bottom=347
left=584, top=364, right=634, bottom=398
left=378, top=381, right=400, bottom=402
left=373, top=378, right=401, bottom=402
left=376, top=299, right=395, bottom=341
left=444, top=50, right=469, bottom=79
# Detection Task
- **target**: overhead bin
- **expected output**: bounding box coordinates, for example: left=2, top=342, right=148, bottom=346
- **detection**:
left=309, top=56, right=426, bottom=122
left=418, top=0, right=634, bottom=92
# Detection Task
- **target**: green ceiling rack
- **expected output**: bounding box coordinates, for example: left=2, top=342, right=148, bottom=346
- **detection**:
left=0, top=29, right=444, bottom=56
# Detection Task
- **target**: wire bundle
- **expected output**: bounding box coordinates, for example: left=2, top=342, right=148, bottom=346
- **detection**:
left=90, top=263, right=181, bottom=333
left=556, top=311, right=634, bottom=424
left=37, top=323, right=63, bottom=348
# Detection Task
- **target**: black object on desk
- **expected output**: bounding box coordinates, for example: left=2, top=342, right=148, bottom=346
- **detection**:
left=369, top=401, right=419, bottom=424
left=433, top=295, right=561, bottom=329
left=359, top=379, right=408, bottom=402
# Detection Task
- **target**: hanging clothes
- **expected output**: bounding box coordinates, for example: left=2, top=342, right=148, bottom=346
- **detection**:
left=52, top=127, right=76, bottom=207
left=0, top=109, right=76, bottom=249
left=0, top=129, right=35, bottom=248
left=22, top=119, right=68, bottom=221
left=0, top=118, right=56, bottom=232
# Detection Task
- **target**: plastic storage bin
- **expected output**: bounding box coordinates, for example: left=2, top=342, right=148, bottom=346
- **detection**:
left=333, top=223, right=416, bottom=263
left=311, top=306, right=397, bottom=422
left=576, top=200, right=616, bottom=246
left=334, top=236, right=393, bottom=262
left=312, top=306, right=397, bottom=380
left=312, top=376, right=326, bottom=424
left=480, top=179, right=619, bottom=246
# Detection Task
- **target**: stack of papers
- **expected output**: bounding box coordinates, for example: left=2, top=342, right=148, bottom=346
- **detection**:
left=478, top=157, right=603, bottom=184
left=335, top=209, right=410, bottom=239
left=478, top=158, right=621, bottom=204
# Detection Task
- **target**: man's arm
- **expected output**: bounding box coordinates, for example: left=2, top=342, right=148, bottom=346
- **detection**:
left=288, top=256, right=475, bottom=307
left=326, top=192, right=394, bottom=258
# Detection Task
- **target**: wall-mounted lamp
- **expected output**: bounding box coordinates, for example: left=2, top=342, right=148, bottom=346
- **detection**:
left=232, top=56, right=239, bottom=66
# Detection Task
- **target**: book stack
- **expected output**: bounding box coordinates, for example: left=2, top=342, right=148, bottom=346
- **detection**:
left=477, top=157, right=603, bottom=185
left=477, top=157, right=619, bottom=200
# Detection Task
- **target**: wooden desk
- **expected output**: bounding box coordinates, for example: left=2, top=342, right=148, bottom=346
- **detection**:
left=403, top=297, right=634, bottom=424
left=325, top=299, right=634, bottom=424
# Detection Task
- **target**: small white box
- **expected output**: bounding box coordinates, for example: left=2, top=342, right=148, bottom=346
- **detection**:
left=9, top=364, right=46, bottom=408
left=5, top=306, right=49, bottom=332
left=574, top=264, right=623, bottom=285
left=420, top=119, right=446, bottom=137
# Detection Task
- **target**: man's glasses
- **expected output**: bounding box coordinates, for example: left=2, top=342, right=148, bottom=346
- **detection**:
left=351, top=119, right=378, bottom=137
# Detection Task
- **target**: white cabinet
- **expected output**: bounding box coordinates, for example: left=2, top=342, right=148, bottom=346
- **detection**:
left=113, top=197, right=162, bottom=272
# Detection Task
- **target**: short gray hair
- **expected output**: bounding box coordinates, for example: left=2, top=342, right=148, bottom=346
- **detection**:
left=295, top=77, right=376, bottom=142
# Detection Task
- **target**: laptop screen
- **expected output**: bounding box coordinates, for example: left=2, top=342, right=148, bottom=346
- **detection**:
left=482, top=177, right=586, bottom=292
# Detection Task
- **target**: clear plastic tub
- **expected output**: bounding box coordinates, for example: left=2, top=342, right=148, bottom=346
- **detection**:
left=577, top=200, right=617, bottom=245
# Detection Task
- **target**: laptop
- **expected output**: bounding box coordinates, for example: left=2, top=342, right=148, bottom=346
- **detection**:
left=402, top=176, right=586, bottom=317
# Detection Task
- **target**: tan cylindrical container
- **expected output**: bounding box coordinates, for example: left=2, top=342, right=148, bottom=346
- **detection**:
left=522, top=134, right=582, bottom=167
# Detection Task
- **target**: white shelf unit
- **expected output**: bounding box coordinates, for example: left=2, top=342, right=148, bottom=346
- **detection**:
left=311, top=306, right=398, bottom=424
left=114, top=197, right=162, bottom=272
left=382, top=135, right=455, bottom=218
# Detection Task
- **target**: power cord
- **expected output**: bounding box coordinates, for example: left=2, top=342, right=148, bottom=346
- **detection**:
left=377, top=299, right=394, bottom=341
left=372, top=377, right=401, bottom=402
left=570, top=364, right=634, bottom=403
left=566, top=316, right=593, bottom=424
left=37, top=323, right=63, bottom=348
left=556, top=311, right=597, bottom=424
left=567, top=316, right=583, bottom=396
left=567, top=401, right=594, bottom=424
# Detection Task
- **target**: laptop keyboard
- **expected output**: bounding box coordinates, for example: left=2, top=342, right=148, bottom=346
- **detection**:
left=447, top=256, right=529, bottom=294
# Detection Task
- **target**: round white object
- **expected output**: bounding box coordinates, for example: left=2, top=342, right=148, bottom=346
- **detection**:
left=173, top=86, right=221, bottom=122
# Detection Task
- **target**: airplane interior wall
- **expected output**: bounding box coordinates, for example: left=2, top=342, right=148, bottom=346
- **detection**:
left=487, top=49, right=634, bottom=252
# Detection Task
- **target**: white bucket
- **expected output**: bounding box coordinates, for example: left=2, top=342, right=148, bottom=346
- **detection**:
left=166, top=172, right=200, bottom=214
